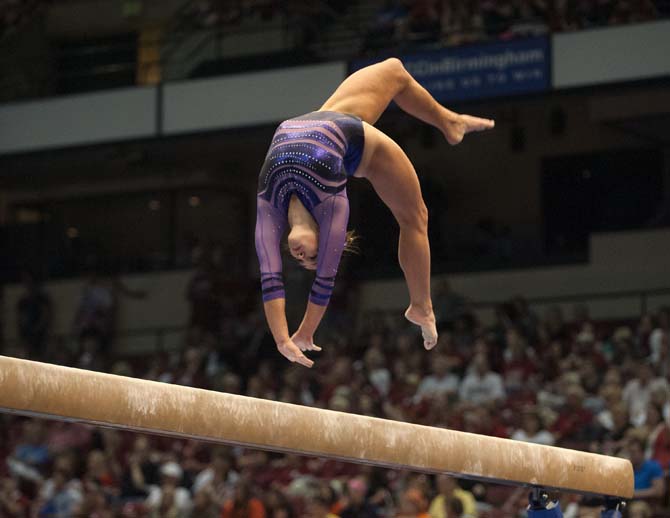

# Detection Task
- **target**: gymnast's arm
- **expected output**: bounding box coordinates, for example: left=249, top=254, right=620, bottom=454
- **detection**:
left=255, top=198, right=313, bottom=368
left=293, top=194, right=349, bottom=344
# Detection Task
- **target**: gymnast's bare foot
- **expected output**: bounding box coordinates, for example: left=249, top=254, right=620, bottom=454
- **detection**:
left=404, top=305, right=438, bottom=350
left=442, top=113, right=495, bottom=146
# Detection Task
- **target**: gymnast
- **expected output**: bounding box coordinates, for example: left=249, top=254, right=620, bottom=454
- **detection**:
left=255, top=58, right=494, bottom=367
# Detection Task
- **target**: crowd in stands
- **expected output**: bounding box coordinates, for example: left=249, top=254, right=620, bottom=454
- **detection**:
left=2, top=249, right=670, bottom=518
left=0, top=0, right=41, bottom=40
left=365, top=0, right=666, bottom=51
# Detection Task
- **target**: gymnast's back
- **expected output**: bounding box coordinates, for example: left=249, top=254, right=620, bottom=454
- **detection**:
left=256, top=110, right=365, bottom=211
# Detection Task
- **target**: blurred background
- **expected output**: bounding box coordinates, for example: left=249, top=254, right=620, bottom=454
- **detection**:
left=0, top=0, right=670, bottom=517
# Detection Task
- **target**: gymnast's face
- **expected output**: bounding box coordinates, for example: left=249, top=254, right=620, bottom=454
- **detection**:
left=288, top=228, right=318, bottom=270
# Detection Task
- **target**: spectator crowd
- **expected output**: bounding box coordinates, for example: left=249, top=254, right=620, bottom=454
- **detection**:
left=365, top=0, right=667, bottom=51
left=0, top=0, right=41, bottom=39
left=2, top=261, right=670, bottom=517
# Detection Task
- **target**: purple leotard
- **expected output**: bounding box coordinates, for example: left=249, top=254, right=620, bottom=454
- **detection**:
left=255, top=111, right=365, bottom=306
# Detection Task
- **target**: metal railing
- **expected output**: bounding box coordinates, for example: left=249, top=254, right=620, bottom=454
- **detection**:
left=3, top=287, right=668, bottom=358
left=472, top=287, right=670, bottom=316
left=359, top=285, right=670, bottom=330
left=0, top=324, right=188, bottom=358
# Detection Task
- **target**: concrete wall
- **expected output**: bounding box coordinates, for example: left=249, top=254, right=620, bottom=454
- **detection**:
left=162, top=62, right=347, bottom=134
left=359, top=228, right=670, bottom=324
left=389, top=86, right=653, bottom=245
left=0, top=87, right=157, bottom=154
left=2, top=229, right=668, bottom=351
left=2, top=270, right=192, bottom=354
left=553, top=20, right=670, bottom=89
left=0, top=61, right=347, bottom=155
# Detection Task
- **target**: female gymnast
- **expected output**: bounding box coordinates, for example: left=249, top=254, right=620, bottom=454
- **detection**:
left=255, top=58, right=494, bottom=368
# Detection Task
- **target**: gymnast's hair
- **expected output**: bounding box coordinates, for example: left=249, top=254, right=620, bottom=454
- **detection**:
left=343, top=230, right=360, bottom=254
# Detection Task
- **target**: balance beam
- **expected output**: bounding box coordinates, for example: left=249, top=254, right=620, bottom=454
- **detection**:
left=0, top=356, right=633, bottom=498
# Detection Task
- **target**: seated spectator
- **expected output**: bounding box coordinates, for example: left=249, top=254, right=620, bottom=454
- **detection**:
left=75, top=478, right=114, bottom=518
left=365, top=347, right=392, bottom=397
left=595, top=402, right=632, bottom=456
left=365, top=0, right=409, bottom=51
left=414, top=355, right=459, bottom=402
left=120, top=436, right=160, bottom=500
left=550, top=384, right=593, bottom=446
left=596, top=382, right=623, bottom=424
left=481, top=0, right=515, bottom=37
left=407, top=0, right=441, bottom=43
left=46, top=421, right=92, bottom=456
left=145, top=462, right=192, bottom=518
left=460, top=406, right=508, bottom=438
left=459, top=353, right=505, bottom=406
left=508, top=0, right=549, bottom=37
left=396, top=486, right=430, bottom=517
left=83, top=449, right=119, bottom=497
left=192, top=447, right=239, bottom=505
left=627, top=500, right=653, bottom=518
left=626, top=438, right=665, bottom=502
left=174, top=346, right=209, bottom=388
left=306, top=495, right=339, bottom=517
left=263, top=487, right=296, bottom=518
left=622, top=361, right=669, bottom=427
left=35, top=470, right=83, bottom=518
left=444, top=497, right=464, bottom=518
left=501, top=328, right=537, bottom=392
left=511, top=408, right=555, bottom=446
left=7, top=420, right=50, bottom=484
left=649, top=329, right=669, bottom=376
left=428, top=474, right=477, bottom=518
left=648, top=411, right=670, bottom=470
left=0, top=476, right=29, bottom=516
left=221, top=479, right=266, bottom=518
left=340, top=476, right=379, bottom=518
left=37, top=452, right=82, bottom=507
left=541, top=306, right=569, bottom=343
left=192, top=488, right=220, bottom=518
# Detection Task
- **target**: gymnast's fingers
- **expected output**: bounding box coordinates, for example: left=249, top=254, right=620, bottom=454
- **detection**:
left=295, top=354, right=314, bottom=368
left=278, top=341, right=314, bottom=368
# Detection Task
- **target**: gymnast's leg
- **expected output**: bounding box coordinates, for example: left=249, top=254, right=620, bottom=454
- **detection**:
left=319, top=57, right=494, bottom=144
left=359, top=123, right=437, bottom=349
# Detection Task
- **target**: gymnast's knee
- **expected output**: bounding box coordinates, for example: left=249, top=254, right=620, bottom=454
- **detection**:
left=397, top=202, right=428, bottom=234
left=382, top=57, right=410, bottom=90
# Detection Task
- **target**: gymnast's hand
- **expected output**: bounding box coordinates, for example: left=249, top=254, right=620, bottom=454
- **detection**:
left=291, top=332, right=322, bottom=354
left=277, top=338, right=314, bottom=368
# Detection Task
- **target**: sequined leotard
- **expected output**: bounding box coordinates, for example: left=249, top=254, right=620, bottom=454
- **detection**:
left=255, top=111, right=365, bottom=306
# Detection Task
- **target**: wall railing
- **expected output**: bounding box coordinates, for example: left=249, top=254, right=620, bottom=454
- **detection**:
left=3, top=287, right=668, bottom=358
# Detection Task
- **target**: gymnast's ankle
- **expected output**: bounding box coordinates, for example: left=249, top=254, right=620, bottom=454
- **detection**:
left=406, top=304, right=434, bottom=320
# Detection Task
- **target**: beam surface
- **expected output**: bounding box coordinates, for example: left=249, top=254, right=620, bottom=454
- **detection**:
left=0, top=356, right=633, bottom=498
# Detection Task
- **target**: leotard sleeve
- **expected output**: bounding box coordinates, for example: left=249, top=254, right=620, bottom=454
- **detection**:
left=309, top=193, right=350, bottom=306
left=255, top=197, right=287, bottom=302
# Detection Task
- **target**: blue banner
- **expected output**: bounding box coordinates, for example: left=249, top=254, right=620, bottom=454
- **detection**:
left=351, top=36, right=550, bottom=103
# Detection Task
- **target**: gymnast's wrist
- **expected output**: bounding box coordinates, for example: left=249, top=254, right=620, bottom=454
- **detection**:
left=275, top=336, right=292, bottom=348
left=294, top=326, right=313, bottom=340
